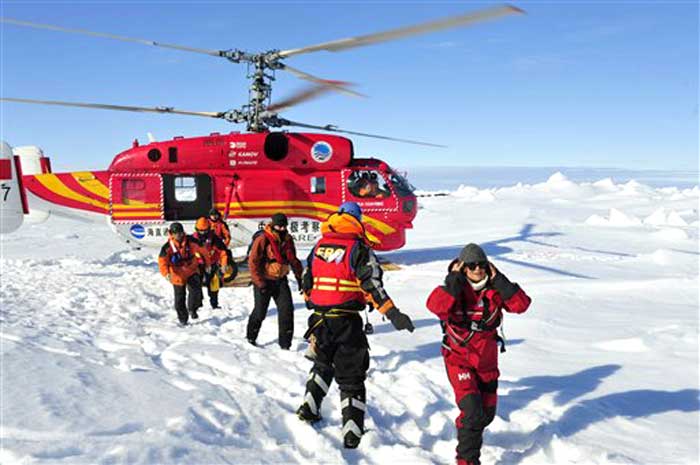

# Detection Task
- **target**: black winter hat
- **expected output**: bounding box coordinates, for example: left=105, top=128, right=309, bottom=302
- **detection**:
left=208, top=208, right=221, bottom=218
left=271, top=213, right=288, bottom=227
left=169, top=222, right=185, bottom=234
left=459, top=243, right=487, bottom=264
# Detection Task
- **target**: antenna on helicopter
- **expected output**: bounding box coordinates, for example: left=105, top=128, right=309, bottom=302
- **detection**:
left=0, top=4, right=524, bottom=145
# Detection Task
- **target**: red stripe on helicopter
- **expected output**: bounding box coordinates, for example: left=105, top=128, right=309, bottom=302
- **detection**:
left=0, top=159, right=11, bottom=180
left=58, top=172, right=110, bottom=203
left=23, top=175, right=109, bottom=215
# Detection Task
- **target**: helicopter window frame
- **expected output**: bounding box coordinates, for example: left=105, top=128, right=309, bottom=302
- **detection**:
left=388, top=169, right=416, bottom=197
left=347, top=169, right=392, bottom=200
left=174, top=176, right=198, bottom=202
left=310, top=176, right=326, bottom=194
left=121, top=179, right=147, bottom=204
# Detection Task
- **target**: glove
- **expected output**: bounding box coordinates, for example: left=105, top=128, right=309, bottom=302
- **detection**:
left=385, top=307, right=415, bottom=333
left=296, top=277, right=304, bottom=294
left=444, top=268, right=467, bottom=297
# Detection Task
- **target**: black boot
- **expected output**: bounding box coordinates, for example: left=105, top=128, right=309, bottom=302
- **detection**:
left=341, top=390, right=366, bottom=449
left=296, top=403, right=321, bottom=423
left=297, top=368, right=332, bottom=424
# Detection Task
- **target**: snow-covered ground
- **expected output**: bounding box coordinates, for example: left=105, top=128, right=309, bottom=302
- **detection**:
left=1, top=172, right=698, bottom=465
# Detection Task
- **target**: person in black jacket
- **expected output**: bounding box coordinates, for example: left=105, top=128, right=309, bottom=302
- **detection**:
left=296, top=202, right=414, bottom=449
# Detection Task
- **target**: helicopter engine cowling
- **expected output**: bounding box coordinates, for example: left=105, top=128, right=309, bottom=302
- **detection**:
left=0, top=141, right=26, bottom=234
left=13, top=145, right=51, bottom=224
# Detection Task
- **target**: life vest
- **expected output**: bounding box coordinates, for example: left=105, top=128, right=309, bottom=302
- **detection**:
left=210, top=219, right=231, bottom=246
left=192, top=231, right=214, bottom=263
left=168, top=237, right=194, bottom=267
left=263, top=227, right=296, bottom=265
left=428, top=283, right=505, bottom=355
left=309, top=233, right=366, bottom=308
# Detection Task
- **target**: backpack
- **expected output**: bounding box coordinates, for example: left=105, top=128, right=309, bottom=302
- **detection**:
left=245, top=229, right=266, bottom=261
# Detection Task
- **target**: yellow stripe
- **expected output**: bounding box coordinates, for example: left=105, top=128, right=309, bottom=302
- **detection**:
left=112, top=211, right=163, bottom=218
left=228, top=208, right=328, bottom=220
left=71, top=172, right=111, bottom=200
left=338, top=279, right=359, bottom=286
left=365, top=231, right=380, bottom=243
left=361, top=217, right=395, bottom=235
left=35, top=174, right=109, bottom=211
left=112, top=202, right=161, bottom=210
left=217, top=200, right=396, bottom=234
left=217, top=200, right=338, bottom=212
left=338, top=286, right=361, bottom=292
left=316, top=277, right=338, bottom=283
left=313, top=285, right=338, bottom=291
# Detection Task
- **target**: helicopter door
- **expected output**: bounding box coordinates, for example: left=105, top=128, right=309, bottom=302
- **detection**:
left=110, top=173, right=164, bottom=224
left=162, top=174, right=212, bottom=221
left=344, top=169, right=398, bottom=213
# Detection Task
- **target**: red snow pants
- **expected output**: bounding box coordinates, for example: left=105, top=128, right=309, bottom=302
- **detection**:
left=444, top=352, right=498, bottom=465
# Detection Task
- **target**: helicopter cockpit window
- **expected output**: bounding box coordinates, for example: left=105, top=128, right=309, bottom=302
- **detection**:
left=347, top=170, right=391, bottom=199
left=311, top=176, right=326, bottom=194
left=174, top=176, right=197, bottom=202
left=388, top=170, right=416, bottom=197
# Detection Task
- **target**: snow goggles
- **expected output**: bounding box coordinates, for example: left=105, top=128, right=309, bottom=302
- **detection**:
left=465, top=261, right=488, bottom=271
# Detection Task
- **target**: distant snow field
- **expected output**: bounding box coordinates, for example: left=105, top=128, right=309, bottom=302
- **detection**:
left=1, top=172, right=698, bottom=465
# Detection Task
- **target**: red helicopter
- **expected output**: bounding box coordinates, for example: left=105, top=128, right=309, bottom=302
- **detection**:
left=0, top=5, right=523, bottom=253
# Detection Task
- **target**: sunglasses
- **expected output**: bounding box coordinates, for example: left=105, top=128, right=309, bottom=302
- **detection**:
left=465, top=261, right=488, bottom=271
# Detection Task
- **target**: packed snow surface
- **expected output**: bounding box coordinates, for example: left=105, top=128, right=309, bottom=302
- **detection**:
left=1, top=172, right=698, bottom=464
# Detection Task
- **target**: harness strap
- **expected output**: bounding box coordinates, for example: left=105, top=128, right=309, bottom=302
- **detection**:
left=303, top=308, right=360, bottom=340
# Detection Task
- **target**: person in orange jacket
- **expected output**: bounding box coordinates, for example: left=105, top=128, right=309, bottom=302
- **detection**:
left=208, top=208, right=232, bottom=247
left=246, top=213, right=303, bottom=349
left=208, top=208, right=236, bottom=281
left=192, top=217, right=229, bottom=309
left=158, top=222, right=212, bottom=325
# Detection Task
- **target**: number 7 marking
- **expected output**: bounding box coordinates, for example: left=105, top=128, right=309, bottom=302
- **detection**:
left=1, top=184, right=11, bottom=202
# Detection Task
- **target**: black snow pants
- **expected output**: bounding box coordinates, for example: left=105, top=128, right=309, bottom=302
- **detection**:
left=246, top=278, right=294, bottom=348
left=302, top=311, right=370, bottom=439
left=173, top=273, right=203, bottom=324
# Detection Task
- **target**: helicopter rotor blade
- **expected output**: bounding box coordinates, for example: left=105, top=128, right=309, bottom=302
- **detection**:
left=1, top=97, right=224, bottom=118
left=278, top=119, right=446, bottom=148
left=268, top=81, right=357, bottom=112
left=277, top=4, right=524, bottom=58
left=280, top=64, right=366, bottom=98
left=0, top=17, right=224, bottom=57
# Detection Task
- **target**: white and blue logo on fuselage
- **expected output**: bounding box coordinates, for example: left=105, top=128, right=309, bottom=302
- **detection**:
left=311, top=141, right=333, bottom=163
left=130, top=224, right=146, bottom=239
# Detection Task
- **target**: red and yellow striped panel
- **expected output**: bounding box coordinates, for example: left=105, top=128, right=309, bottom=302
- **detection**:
left=24, top=171, right=111, bottom=214
left=24, top=171, right=163, bottom=220
left=109, top=173, right=163, bottom=223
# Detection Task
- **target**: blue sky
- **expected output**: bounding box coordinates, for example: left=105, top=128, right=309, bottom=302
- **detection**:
left=1, top=1, right=697, bottom=172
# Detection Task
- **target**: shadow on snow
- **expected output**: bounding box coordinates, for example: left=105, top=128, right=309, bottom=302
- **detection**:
left=491, top=364, right=700, bottom=464
left=381, top=223, right=596, bottom=280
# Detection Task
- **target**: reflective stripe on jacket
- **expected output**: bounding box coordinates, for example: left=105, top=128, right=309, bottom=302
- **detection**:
left=309, top=235, right=366, bottom=308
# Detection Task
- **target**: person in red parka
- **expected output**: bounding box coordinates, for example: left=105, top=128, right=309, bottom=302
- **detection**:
left=426, top=243, right=531, bottom=465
